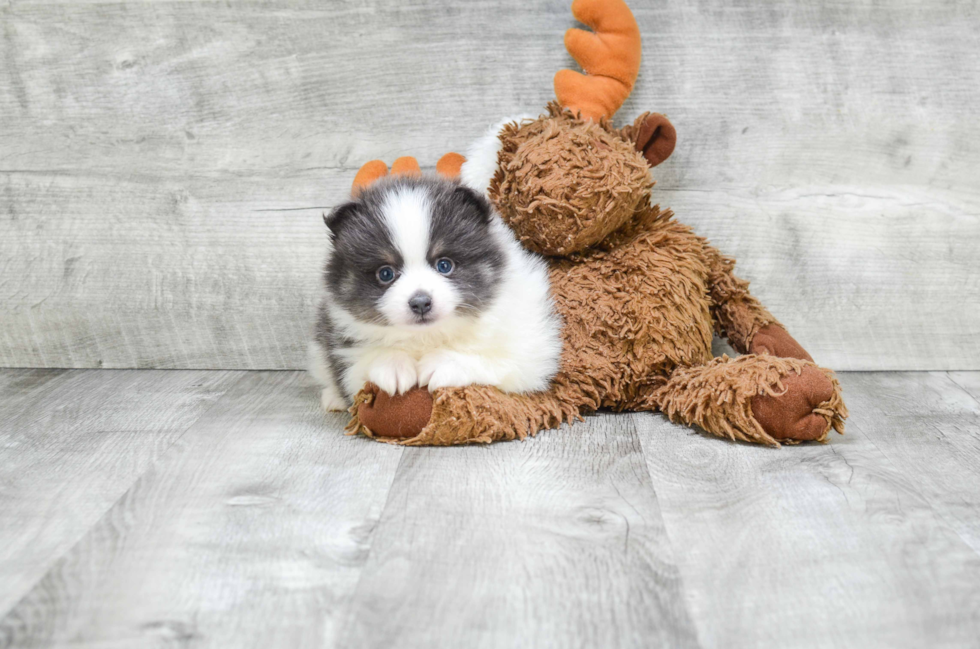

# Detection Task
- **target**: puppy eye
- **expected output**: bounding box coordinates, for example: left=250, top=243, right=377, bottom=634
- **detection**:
left=435, top=258, right=454, bottom=275
left=376, top=266, right=396, bottom=284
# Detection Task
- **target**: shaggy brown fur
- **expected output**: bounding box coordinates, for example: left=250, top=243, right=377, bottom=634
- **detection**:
left=347, top=105, right=848, bottom=447
left=490, top=104, right=651, bottom=256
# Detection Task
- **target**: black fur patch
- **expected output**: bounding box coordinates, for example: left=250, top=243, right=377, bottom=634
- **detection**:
left=313, top=301, right=355, bottom=398
left=427, top=183, right=505, bottom=313
left=322, top=190, right=402, bottom=325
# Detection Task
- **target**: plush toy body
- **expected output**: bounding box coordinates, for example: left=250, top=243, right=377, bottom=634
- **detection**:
left=343, top=0, right=847, bottom=447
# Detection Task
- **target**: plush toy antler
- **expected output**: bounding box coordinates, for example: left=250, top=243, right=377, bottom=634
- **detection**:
left=351, top=153, right=465, bottom=196
left=351, top=156, right=423, bottom=196
left=554, top=0, right=642, bottom=122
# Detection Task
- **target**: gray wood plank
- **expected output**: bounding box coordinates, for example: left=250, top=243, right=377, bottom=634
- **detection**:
left=636, top=376, right=980, bottom=649
left=0, top=172, right=328, bottom=370
left=660, top=186, right=980, bottom=371
left=0, top=369, right=73, bottom=413
left=2, top=0, right=977, bottom=184
left=2, top=0, right=979, bottom=370
left=0, top=371, right=403, bottom=649
left=2, top=172, right=976, bottom=371
left=840, top=372, right=980, bottom=553
left=949, top=371, right=980, bottom=403
left=0, top=369, right=242, bottom=617
left=338, top=414, right=700, bottom=649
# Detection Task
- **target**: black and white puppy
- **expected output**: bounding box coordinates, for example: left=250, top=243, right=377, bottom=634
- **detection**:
left=309, top=175, right=561, bottom=411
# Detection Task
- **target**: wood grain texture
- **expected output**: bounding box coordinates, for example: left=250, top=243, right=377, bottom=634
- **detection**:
left=338, top=414, right=700, bottom=649
left=949, top=371, right=980, bottom=403
left=842, top=372, right=980, bottom=554
left=1, top=0, right=978, bottom=370
left=0, top=369, right=241, bottom=616
left=636, top=376, right=980, bottom=649
left=2, top=370, right=980, bottom=646
left=0, top=371, right=404, bottom=649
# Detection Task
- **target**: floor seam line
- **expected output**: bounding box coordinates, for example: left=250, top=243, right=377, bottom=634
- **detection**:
left=945, top=372, right=980, bottom=408
left=630, top=412, right=708, bottom=649
left=332, top=442, right=409, bottom=648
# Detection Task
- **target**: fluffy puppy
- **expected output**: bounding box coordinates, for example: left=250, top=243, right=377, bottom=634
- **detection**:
left=309, top=175, right=561, bottom=411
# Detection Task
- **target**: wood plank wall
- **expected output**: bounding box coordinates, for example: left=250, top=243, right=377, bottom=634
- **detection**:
left=1, top=0, right=977, bottom=370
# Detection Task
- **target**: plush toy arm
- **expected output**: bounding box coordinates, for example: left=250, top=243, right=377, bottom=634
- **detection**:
left=702, top=244, right=813, bottom=361
left=347, top=383, right=581, bottom=446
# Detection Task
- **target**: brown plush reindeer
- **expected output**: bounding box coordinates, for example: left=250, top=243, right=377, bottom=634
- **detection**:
left=343, top=0, right=847, bottom=446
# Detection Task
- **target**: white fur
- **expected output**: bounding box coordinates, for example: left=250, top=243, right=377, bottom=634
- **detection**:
left=366, top=350, right=418, bottom=395
left=310, top=190, right=561, bottom=402
left=460, top=114, right=536, bottom=196
left=381, top=186, right=430, bottom=266
left=376, top=186, right=461, bottom=327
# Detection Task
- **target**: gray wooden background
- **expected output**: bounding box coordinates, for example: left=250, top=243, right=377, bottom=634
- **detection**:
left=1, top=0, right=978, bottom=371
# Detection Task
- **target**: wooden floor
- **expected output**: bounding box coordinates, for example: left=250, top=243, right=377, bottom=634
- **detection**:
left=1, top=370, right=979, bottom=648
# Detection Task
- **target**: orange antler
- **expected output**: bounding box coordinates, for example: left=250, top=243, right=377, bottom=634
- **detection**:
left=436, top=152, right=466, bottom=179
left=350, top=154, right=466, bottom=197
left=351, top=156, right=423, bottom=196
left=554, top=0, right=641, bottom=122
left=351, top=160, right=388, bottom=197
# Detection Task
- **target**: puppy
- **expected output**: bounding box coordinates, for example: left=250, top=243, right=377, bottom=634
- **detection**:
left=309, top=175, right=561, bottom=411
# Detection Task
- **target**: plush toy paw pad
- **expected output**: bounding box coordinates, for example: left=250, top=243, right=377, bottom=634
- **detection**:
left=751, top=366, right=835, bottom=442
left=357, top=384, right=433, bottom=439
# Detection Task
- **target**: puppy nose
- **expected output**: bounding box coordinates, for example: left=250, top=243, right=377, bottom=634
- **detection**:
left=408, top=292, right=433, bottom=316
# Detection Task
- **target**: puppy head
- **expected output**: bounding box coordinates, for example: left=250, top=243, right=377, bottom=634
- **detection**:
left=323, top=176, right=505, bottom=328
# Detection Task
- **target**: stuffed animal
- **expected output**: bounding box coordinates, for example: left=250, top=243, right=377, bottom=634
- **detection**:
left=340, top=0, right=847, bottom=447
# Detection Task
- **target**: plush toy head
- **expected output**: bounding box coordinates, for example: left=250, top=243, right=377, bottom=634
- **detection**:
left=485, top=0, right=677, bottom=256
left=489, top=105, right=677, bottom=256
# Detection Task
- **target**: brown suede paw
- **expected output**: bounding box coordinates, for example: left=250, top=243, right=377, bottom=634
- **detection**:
left=751, top=366, right=835, bottom=442
left=355, top=384, right=432, bottom=439
left=749, top=324, right=814, bottom=362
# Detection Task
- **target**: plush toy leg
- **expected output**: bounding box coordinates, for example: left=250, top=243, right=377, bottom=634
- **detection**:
left=347, top=383, right=580, bottom=446
left=647, top=355, right=847, bottom=447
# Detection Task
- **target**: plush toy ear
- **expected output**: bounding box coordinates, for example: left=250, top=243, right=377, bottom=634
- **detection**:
left=631, top=112, right=676, bottom=167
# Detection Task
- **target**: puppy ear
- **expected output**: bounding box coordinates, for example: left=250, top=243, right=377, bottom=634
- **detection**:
left=451, top=184, right=492, bottom=224
left=323, top=202, right=358, bottom=233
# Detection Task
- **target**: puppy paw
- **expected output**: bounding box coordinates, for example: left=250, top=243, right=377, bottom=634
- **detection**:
left=418, top=351, right=492, bottom=391
left=367, top=352, right=418, bottom=395
left=320, top=387, right=348, bottom=412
